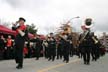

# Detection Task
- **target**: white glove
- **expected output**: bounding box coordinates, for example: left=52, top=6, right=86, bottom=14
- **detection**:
left=18, top=29, right=25, bottom=36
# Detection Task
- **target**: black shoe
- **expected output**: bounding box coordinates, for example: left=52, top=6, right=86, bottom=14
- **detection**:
left=92, top=58, right=95, bottom=61
left=36, top=58, right=39, bottom=60
left=16, top=65, right=23, bottom=69
left=78, top=56, right=80, bottom=58
left=94, top=58, right=97, bottom=61
left=60, top=57, right=62, bottom=60
left=66, top=60, right=69, bottom=63
left=52, top=58, right=55, bottom=61
left=86, top=62, right=90, bottom=65
left=15, top=60, right=19, bottom=64
left=70, top=55, right=73, bottom=57
left=56, top=58, right=59, bottom=60
left=52, top=59, right=55, bottom=61
left=48, top=58, right=51, bottom=61
left=84, top=62, right=86, bottom=64
left=63, top=59, right=66, bottom=62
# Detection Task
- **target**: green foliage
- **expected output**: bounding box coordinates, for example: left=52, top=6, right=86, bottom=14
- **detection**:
left=27, top=23, right=38, bottom=34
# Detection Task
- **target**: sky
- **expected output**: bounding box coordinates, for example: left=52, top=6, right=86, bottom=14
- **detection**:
left=0, top=0, right=108, bottom=36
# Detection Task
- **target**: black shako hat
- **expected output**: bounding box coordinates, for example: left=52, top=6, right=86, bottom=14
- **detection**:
left=18, top=17, right=26, bottom=22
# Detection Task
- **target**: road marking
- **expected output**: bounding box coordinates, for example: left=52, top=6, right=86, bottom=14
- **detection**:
left=37, top=59, right=80, bottom=72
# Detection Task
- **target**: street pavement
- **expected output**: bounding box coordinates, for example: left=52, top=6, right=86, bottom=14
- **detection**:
left=0, top=54, right=108, bottom=72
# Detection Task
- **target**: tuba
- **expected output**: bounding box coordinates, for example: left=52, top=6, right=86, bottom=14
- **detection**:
left=84, top=18, right=98, bottom=44
left=79, top=18, right=93, bottom=44
left=84, top=18, right=93, bottom=29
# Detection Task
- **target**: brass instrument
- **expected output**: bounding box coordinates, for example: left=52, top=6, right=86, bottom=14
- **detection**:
left=79, top=18, right=93, bottom=44
left=79, top=30, right=89, bottom=44
left=92, top=36, right=98, bottom=44
left=59, top=34, right=68, bottom=41
left=84, top=18, right=93, bottom=28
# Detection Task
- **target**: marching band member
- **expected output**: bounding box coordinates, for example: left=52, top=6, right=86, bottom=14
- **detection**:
left=79, top=18, right=93, bottom=65
left=12, top=17, right=27, bottom=69
left=47, top=33, right=56, bottom=61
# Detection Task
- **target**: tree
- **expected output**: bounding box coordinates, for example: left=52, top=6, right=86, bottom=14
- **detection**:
left=27, top=23, right=38, bottom=34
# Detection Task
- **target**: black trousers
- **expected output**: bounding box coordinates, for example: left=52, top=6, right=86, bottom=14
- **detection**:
left=44, top=47, right=48, bottom=58
left=91, top=47, right=97, bottom=60
left=14, top=38, right=25, bottom=67
left=48, top=48, right=56, bottom=61
left=0, top=50, right=3, bottom=60
left=63, top=51, right=69, bottom=61
left=69, top=44, right=74, bottom=57
left=5, top=47, right=14, bottom=59
left=63, top=44, right=70, bottom=62
left=0, top=47, right=4, bottom=60
left=82, top=47, right=91, bottom=64
left=57, top=48, right=63, bottom=59
left=35, top=48, right=41, bottom=59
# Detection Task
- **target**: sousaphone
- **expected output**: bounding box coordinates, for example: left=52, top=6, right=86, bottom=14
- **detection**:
left=84, top=18, right=93, bottom=29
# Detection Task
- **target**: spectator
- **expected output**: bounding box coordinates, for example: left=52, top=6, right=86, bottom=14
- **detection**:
left=0, top=35, right=5, bottom=60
